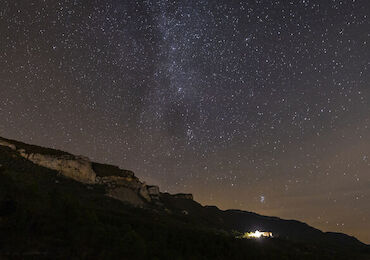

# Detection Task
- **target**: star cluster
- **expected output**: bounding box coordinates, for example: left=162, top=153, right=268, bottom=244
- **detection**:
left=0, top=0, right=369, bottom=243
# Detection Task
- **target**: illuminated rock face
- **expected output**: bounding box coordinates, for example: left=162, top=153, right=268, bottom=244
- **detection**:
left=97, top=175, right=155, bottom=204
left=0, top=138, right=191, bottom=206
left=22, top=153, right=97, bottom=184
left=0, top=139, right=159, bottom=202
left=0, top=140, right=16, bottom=151
left=0, top=139, right=97, bottom=184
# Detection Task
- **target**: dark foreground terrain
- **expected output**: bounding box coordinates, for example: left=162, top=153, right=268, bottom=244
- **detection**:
left=0, top=137, right=369, bottom=259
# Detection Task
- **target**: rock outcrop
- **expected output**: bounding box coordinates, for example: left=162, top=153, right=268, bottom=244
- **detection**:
left=0, top=137, right=192, bottom=207
left=147, top=185, right=160, bottom=200
left=20, top=152, right=96, bottom=184
left=171, top=193, right=194, bottom=200
left=0, top=140, right=16, bottom=151
left=96, top=175, right=155, bottom=204
left=0, top=139, right=96, bottom=184
left=96, top=175, right=141, bottom=189
left=108, top=187, right=146, bottom=206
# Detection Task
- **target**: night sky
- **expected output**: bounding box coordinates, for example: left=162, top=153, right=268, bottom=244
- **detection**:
left=1, top=0, right=369, bottom=243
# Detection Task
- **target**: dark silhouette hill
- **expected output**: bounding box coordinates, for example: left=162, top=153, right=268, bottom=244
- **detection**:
left=0, top=136, right=369, bottom=259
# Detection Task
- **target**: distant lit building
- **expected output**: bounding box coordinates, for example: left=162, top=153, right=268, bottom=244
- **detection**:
left=242, top=230, right=273, bottom=239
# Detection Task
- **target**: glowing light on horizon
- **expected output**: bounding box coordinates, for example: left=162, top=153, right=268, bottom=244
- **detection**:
left=242, top=231, right=273, bottom=239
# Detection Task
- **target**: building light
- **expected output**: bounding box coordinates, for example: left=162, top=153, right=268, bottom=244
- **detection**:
left=242, top=230, right=273, bottom=239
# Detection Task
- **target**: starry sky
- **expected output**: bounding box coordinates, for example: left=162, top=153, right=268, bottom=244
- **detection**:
left=0, top=0, right=369, bottom=243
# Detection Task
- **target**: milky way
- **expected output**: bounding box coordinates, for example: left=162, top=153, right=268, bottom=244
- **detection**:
left=0, top=0, right=369, bottom=243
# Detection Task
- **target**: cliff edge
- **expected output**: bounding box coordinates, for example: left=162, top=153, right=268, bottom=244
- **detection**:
left=0, top=136, right=192, bottom=207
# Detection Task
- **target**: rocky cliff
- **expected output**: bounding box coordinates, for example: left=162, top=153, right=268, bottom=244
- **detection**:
left=1, top=136, right=368, bottom=255
left=0, top=137, right=192, bottom=207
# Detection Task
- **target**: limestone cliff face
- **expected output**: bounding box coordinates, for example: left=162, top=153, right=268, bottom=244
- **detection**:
left=171, top=193, right=194, bottom=200
left=20, top=151, right=96, bottom=184
left=108, top=187, right=146, bottom=206
left=95, top=175, right=159, bottom=205
left=0, top=137, right=191, bottom=207
left=0, top=139, right=96, bottom=184
left=147, top=186, right=160, bottom=200
left=0, top=140, right=16, bottom=151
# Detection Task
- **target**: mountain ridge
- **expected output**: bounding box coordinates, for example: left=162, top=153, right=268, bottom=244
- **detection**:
left=0, top=135, right=369, bottom=259
left=0, top=136, right=193, bottom=207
